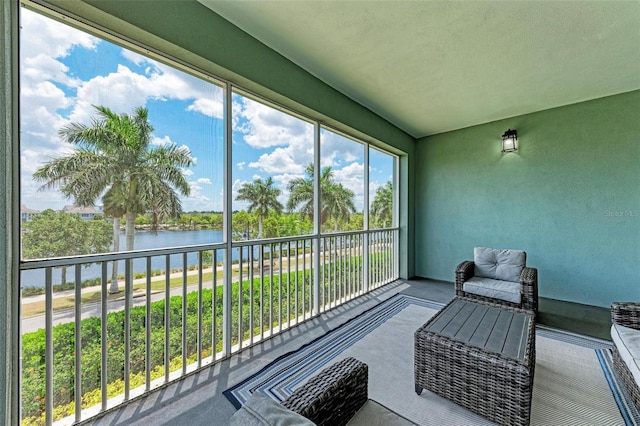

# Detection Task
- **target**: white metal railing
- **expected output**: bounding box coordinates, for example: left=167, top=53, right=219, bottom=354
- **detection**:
left=19, top=228, right=398, bottom=425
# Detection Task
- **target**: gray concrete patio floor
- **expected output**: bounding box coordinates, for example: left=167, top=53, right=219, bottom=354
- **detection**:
left=83, top=278, right=608, bottom=425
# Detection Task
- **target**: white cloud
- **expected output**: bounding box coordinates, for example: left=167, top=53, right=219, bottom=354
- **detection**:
left=182, top=169, right=195, bottom=176
left=121, top=49, right=147, bottom=66
left=237, top=161, right=246, bottom=170
left=22, top=54, right=81, bottom=88
left=248, top=147, right=304, bottom=174
left=151, top=135, right=175, bottom=146
left=333, top=162, right=365, bottom=210
left=187, top=98, right=224, bottom=119
left=196, top=178, right=212, bottom=184
left=232, top=178, right=249, bottom=210
left=20, top=9, right=99, bottom=60
left=234, top=96, right=313, bottom=149
left=321, top=130, right=364, bottom=167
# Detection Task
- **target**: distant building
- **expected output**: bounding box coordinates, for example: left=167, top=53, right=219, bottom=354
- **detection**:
left=62, top=205, right=103, bottom=221
left=20, top=204, right=39, bottom=223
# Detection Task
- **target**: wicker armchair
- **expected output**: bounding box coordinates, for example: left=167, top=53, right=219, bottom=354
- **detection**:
left=281, top=357, right=368, bottom=426
left=455, top=248, right=538, bottom=316
left=611, top=302, right=640, bottom=409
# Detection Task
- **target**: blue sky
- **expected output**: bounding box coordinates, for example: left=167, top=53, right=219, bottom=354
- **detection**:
left=20, top=8, right=394, bottom=215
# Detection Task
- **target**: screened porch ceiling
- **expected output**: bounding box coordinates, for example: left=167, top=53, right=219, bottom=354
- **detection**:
left=199, top=1, right=640, bottom=138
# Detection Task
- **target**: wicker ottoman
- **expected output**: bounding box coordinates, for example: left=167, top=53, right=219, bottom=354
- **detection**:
left=415, top=297, right=536, bottom=426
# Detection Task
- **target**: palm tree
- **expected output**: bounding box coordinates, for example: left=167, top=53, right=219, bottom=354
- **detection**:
left=286, top=163, right=335, bottom=225
left=33, top=105, right=194, bottom=293
left=371, top=181, right=393, bottom=228
left=325, top=183, right=356, bottom=231
left=236, top=177, right=283, bottom=239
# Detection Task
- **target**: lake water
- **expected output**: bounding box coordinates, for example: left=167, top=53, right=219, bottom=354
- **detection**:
left=21, top=228, right=238, bottom=288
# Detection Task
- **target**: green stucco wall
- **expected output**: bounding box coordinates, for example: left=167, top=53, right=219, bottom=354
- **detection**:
left=415, top=90, right=640, bottom=307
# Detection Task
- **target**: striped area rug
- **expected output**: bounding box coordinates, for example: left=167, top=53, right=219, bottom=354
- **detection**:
left=224, top=294, right=639, bottom=425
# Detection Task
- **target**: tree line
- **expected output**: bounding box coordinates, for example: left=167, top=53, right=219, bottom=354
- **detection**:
left=29, top=105, right=393, bottom=292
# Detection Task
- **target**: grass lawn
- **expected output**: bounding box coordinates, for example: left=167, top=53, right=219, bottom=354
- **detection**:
left=21, top=268, right=232, bottom=318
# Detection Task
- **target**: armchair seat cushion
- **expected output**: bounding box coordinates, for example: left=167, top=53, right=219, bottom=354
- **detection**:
left=463, top=276, right=522, bottom=304
left=611, top=323, right=640, bottom=387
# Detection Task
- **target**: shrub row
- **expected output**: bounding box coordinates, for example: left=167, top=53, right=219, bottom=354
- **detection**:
left=21, top=251, right=397, bottom=425
left=21, top=253, right=382, bottom=424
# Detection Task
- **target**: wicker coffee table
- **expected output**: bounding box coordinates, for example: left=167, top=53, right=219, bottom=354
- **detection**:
left=414, top=297, right=536, bottom=426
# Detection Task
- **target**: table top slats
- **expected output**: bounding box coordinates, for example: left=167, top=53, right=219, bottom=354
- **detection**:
left=484, top=310, right=514, bottom=354
left=467, top=306, right=500, bottom=348
left=426, top=298, right=466, bottom=334
left=502, top=313, right=529, bottom=359
left=425, top=299, right=532, bottom=361
left=453, top=304, right=488, bottom=342
left=439, top=300, right=481, bottom=339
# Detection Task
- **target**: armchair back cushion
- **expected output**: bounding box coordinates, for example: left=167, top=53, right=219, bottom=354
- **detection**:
left=474, top=247, right=526, bottom=283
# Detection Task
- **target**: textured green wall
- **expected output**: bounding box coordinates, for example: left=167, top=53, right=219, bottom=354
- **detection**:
left=415, top=91, right=640, bottom=307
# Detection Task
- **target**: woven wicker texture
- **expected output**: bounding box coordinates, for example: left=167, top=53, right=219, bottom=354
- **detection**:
left=282, top=356, right=368, bottom=426
left=415, top=297, right=536, bottom=426
left=455, top=259, right=539, bottom=316
left=611, top=302, right=640, bottom=410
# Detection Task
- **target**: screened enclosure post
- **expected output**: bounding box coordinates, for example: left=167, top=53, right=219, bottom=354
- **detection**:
left=312, top=123, right=321, bottom=316
left=1, top=1, right=20, bottom=422
left=223, top=82, right=233, bottom=357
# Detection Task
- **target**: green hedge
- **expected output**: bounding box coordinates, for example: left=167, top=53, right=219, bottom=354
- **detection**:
left=21, top=273, right=318, bottom=422
left=20, top=252, right=392, bottom=424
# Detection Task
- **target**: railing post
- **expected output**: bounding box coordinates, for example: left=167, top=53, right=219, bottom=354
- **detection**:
left=45, top=268, right=53, bottom=426
left=363, top=232, right=370, bottom=293
left=74, top=265, right=82, bottom=423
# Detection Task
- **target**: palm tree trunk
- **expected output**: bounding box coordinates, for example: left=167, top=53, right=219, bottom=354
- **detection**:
left=124, top=211, right=136, bottom=304
left=258, top=215, right=264, bottom=240
left=125, top=211, right=136, bottom=251
left=109, top=218, right=121, bottom=293
left=61, top=266, right=67, bottom=287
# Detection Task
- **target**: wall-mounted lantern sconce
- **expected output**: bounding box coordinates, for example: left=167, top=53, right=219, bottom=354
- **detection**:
left=501, top=129, right=518, bottom=153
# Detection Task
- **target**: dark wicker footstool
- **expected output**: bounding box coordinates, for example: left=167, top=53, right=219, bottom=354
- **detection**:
left=415, top=297, right=536, bottom=426
left=282, top=357, right=368, bottom=426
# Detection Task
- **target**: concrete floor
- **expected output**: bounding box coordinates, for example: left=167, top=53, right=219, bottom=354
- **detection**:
left=84, top=278, right=610, bottom=425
